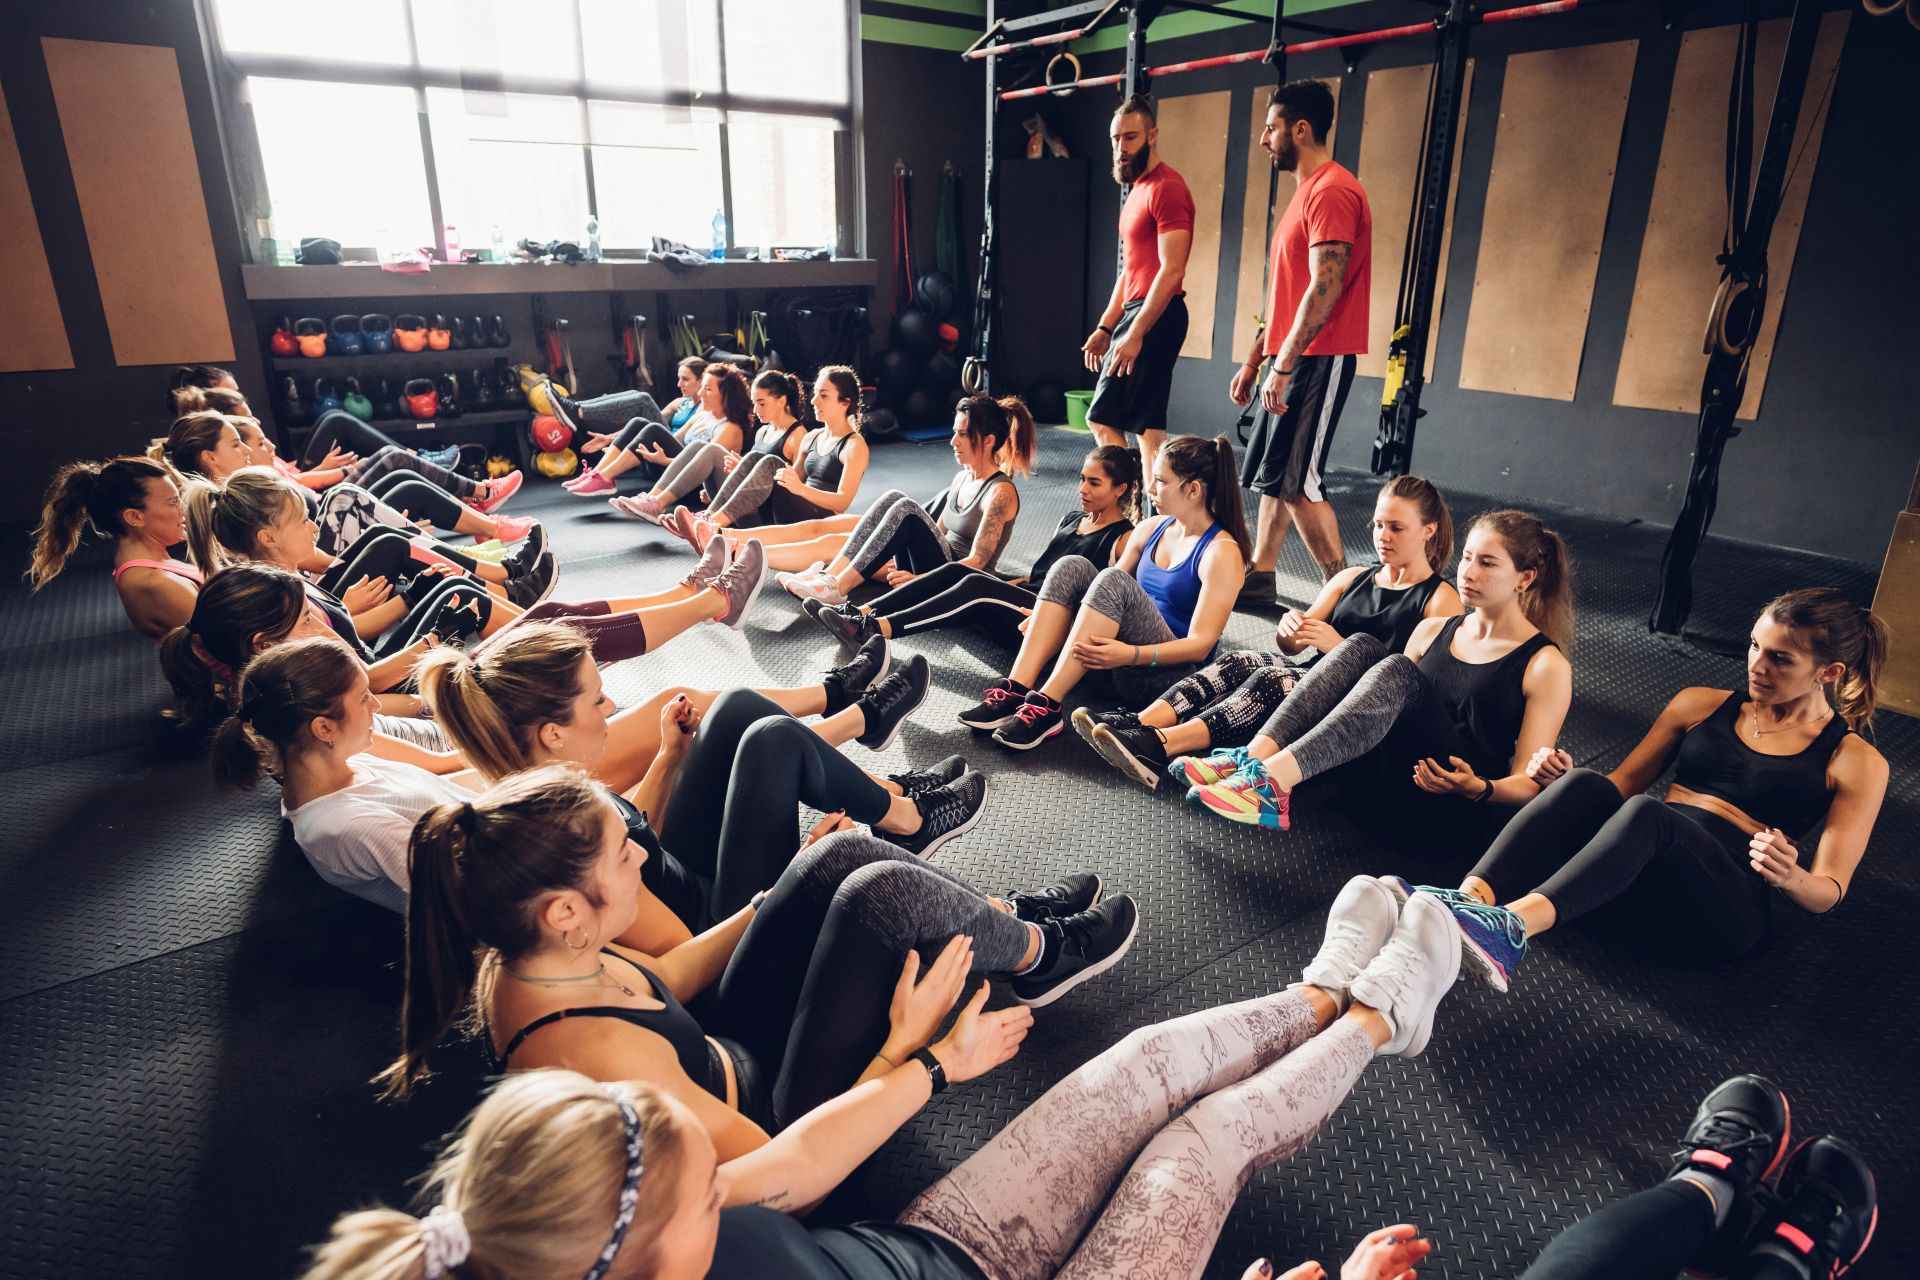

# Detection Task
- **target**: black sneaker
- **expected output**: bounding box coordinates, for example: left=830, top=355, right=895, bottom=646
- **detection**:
left=805, top=598, right=877, bottom=647
left=1744, top=1136, right=1877, bottom=1279
left=887, top=754, right=966, bottom=799
left=822, top=632, right=890, bottom=714
left=1070, top=706, right=1143, bottom=738
left=856, top=653, right=929, bottom=750
left=1085, top=720, right=1169, bottom=790
left=501, top=521, right=547, bottom=578
left=506, top=549, right=557, bottom=609
left=957, top=678, right=1028, bottom=731
left=1011, top=895, right=1140, bottom=1008
left=1670, top=1074, right=1793, bottom=1277
left=1238, top=572, right=1281, bottom=612
left=547, top=384, right=584, bottom=434
left=891, top=771, right=987, bottom=858
left=991, top=691, right=1062, bottom=750
left=1005, top=872, right=1103, bottom=922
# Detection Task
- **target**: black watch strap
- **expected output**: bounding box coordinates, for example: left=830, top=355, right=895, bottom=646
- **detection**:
left=910, top=1047, right=948, bottom=1095
left=1096, top=323, right=1115, bottom=336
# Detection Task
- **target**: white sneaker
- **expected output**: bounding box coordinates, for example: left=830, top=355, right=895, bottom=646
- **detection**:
left=1299, top=875, right=1400, bottom=1009
left=779, top=569, right=847, bottom=606
left=1347, top=892, right=1461, bottom=1057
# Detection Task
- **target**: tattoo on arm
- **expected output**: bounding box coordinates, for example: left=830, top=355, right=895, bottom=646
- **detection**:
left=971, top=489, right=1017, bottom=569
left=1277, top=242, right=1352, bottom=369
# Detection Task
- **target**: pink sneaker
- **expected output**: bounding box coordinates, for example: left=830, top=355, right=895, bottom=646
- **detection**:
left=663, top=507, right=700, bottom=548
left=490, top=514, right=537, bottom=543
left=472, top=470, right=522, bottom=513
left=688, top=514, right=719, bottom=554
left=569, top=470, right=614, bottom=497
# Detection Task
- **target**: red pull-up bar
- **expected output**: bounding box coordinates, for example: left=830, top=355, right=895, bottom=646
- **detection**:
left=996, top=0, right=1579, bottom=101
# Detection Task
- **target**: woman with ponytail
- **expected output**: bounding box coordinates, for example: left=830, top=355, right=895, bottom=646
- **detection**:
left=568, top=362, right=749, bottom=497
left=29, top=455, right=198, bottom=639
left=1080, top=474, right=1462, bottom=789
left=956, top=434, right=1249, bottom=749
left=613, top=367, right=807, bottom=522
left=561, top=356, right=709, bottom=488
left=758, top=393, right=1037, bottom=600
left=1185, top=509, right=1574, bottom=854
left=1407, top=587, right=1891, bottom=988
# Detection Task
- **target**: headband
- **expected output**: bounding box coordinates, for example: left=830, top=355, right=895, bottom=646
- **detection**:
left=582, top=1086, right=645, bottom=1280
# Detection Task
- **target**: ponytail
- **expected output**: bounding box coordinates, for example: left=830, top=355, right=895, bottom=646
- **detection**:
left=816, top=364, right=862, bottom=432
left=153, top=409, right=232, bottom=480
left=165, top=364, right=233, bottom=415
left=1089, top=444, right=1143, bottom=522
left=1471, top=509, right=1575, bottom=651
left=1158, top=435, right=1251, bottom=562
left=994, top=396, right=1037, bottom=478
left=208, top=636, right=362, bottom=789
left=752, top=367, right=810, bottom=427
left=183, top=467, right=304, bottom=572
left=380, top=800, right=485, bottom=1100
left=416, top=623, right=591, bottom=782
left=1380, top=474, right=1454, bottom=572
left=1764, top=588, right=1889, bottom=734
left=28, top=457, right=172, bottom=589
left=161, top=564, right=309, bottom=735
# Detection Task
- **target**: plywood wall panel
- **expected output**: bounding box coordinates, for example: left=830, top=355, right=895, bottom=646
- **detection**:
left=1612, top=13, right=1848, bottom=420
left=0, top=90, right=74, bottom=373
left=1228, top=79, right=1341, bottom=364
left=1154, top=90, right=1230, bottom=361
left=42, top=37, right=234, bottom=368
left=1459, top=40, right=1637, bottom=400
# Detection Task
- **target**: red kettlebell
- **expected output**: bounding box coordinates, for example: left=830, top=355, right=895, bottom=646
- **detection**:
left=269, top=316, right=298, bottom=357
left=403, top=376, right=440, bottom=420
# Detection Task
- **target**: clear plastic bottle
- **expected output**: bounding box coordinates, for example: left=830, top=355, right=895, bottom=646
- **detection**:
left=585, top=213, right=601, bottom=263
left=711, top=209, right=727, bottom=260
left=443, top=224, right=461, bottom=262
left=489, top=224, right=506, bottom=263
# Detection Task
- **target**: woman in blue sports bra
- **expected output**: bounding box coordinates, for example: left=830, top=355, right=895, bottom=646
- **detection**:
left=1409, top=588, right=1890, bottom=990
left=957, top=434, right=1250, bottom=750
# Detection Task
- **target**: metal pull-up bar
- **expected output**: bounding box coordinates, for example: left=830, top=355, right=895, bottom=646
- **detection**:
left=964, top=0, right=1127, bottom=60
left=996, top=0, right=1579, bottom=101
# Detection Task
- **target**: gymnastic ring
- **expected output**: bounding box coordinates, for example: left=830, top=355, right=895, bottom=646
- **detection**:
left=961, top=356, right=987, bottom=395
left=1044, top=51, right=1083, bottom=97
left=1702, top=276, right=1765, bottom=359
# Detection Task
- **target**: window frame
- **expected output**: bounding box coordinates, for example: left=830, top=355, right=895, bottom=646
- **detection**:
left=207, top=0, right=859, bottom=260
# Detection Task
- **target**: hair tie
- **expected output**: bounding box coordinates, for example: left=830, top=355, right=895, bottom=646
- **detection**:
left=582, top=1087, right=646, bottom=1280
left=418, top=1204, right=471, bottom=1278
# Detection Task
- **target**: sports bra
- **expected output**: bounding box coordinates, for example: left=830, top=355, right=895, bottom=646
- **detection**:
left=494, top=950, right=730, bottom=1101
left=797, top=427, right=856, bottom=491
left=1415, top=615, right=1555, bottom=778
left=113, top=558, right=203, bottom=586
left=1137, top=517, right=1225, bottom=637
left=1671, top=691, right=1849, bottom=840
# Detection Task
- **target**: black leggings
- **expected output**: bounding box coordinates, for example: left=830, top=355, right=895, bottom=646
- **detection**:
left=656, top=690, right=894, bottom=920
left=866, top=560, right=1034, bottom=644
left=362, top=472, right=470, bottom=531
left=300, top=411, right=408, bottom=466
left=323, top=526, right=483, bottom=589
left=1519, top=1177, right=1804, bottom=1279
left=1469, top=768, right=1769, bottom=956
left=368, top=579, right=493, bottom=657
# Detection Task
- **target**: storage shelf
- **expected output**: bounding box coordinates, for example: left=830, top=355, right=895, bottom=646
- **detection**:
left=289, top=408, right=531, bottom=434
left=269, top=348, right=518, bottom=374
left=243, top=258, right=879, bottom=301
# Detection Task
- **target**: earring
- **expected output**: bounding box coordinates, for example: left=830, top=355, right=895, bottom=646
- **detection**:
left=564, top=926, right=590, bottom=952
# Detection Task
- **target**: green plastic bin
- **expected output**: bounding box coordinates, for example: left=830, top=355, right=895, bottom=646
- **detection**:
left=1064, top=390, right=1094, bottom=432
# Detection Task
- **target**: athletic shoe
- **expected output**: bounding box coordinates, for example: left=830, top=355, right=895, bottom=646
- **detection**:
left=609, top=493, right=665, bottom=521
left=1005, top=872, right=1103, bottom=923
left=1346, top=892, right=1461, bottom=1057
left=823, top=633, right=890, bottom=709
left=1011, top=895, right=1140, bottom=1008
left=1083, top=719, right=1169, bottom=790
left=1237, top=573, right=1281, bottom=612
left=687, top=514, right=719, bottom=555
left=1299, top=875, right=1402, bottom=1009
left=547, top=387, right=585, bottom=434
left=569, top=470, right=615, bottom=497
left=779, top=568, right=847, bottom=606
left=891, top=770, right=988, bottom=859
left=1070, top=706, right=1143, bottom=738
left=472, top=470, right=522, bottom=513
left=804, top=598, right=878, bottom=647
left=887, top=754, right=966, bottom=799
left=1168, top=747, right=1262, bottom=789
left=1192, top=761, right=1291, bottom=831
left=1443, top=899, right=1528, bottom=993
left=957, top=679, right=1029, bottom=731
left=1744, top=1136, right=1876, bottom=1280
left=662, top=506, right=700, bottom=548
left=490, top=513, right=537, bottom=543
left=1377, top=875, right=1476, bottom=912
left=417, top=445, right=461, bottom=470
left=1668, top=1073, right=1794, bottom=1277
left=993, top=692, right=1063, bottom=750
left=501, top=522, right=548, bottom=578
left=856, top=653, right=930, bottom=750
left=708, top=539, right=766, bottom=630
left=679, top=533, right=730, bottom=592
left=505, top=549, right=557, bottom=609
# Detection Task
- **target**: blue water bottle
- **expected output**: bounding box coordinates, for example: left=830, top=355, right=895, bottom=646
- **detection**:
left=710, top=209, right=727, bottom=260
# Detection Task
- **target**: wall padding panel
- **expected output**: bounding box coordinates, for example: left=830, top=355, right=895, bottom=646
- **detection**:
left=1353, top=62, right=1473, bottom=382
left=1612, top=13, right=1848, bottom=420
left=1228, top=80, right=1341, bottom=364
left=1153, top=90, right=1230, bottom=361
left=1458, top=39, right=1636, bottom=401
left=42, top=37, right=234, bottom=368
left=0, top=90, right=74, bottom=373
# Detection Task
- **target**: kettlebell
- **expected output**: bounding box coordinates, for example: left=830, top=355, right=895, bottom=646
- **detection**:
left=312, top=377, right=344, bottom=415
left=495, top=357, right=524, bottom=405
left=342, top=376, right=374, bottom=421
left=488, top=314, right=511, bottom=347
left=330, top=314, right=364, bottom=356
left=450, top=316, right=468, bottom=351
left=435, top=372, right=462, bottom=418
left=427, top=313, right=451, bottom=351
left=394, top=314, right=428, bottom=353
left=269, top=316, right=297, bottom=357
left=471, top=366, right=497, bottom=408
left=278, top=375, right=308, bottom=426
left=373, top=377, right=399, bottom=419
left=361, top=313, right=394, bottom=355
left=403, top=377, right=440, bottom=420
left=470, top=316, right=488, bottom=350
left=294, top=316, right=328, bottom=358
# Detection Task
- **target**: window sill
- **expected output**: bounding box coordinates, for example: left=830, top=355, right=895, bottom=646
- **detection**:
left=241, top=259, right=879, bottom=301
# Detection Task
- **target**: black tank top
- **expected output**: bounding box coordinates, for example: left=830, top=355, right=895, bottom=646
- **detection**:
left=748, top=420, right=804, bottom=461
left=1311, top=563, right=1445, bottom=663
left=1672, top=691, right=1848, bottom=840
left=495, top=951, right=728, bottom=1100
left=1416, top=615, right=1555, bottom=778
left=796, top=427, right=856, bottom=491
left=1028, top=510, right=1133, bottom=582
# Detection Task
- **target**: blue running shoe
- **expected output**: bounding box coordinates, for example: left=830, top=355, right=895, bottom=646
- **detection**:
left=1379, top=876, right=1477, bottom=911
left=1445, top=900, right=1527, bottom=993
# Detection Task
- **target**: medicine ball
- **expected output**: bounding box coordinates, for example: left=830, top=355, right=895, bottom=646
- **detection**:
left=877, top=348, right=919, bottom=397
left=922, top=351, right=961, bottom=396
left=534, top=447, right=579, bottom=478
left=1028, top=380, right=1067, bottom=423
left=914, top=272, right=958, bottom=321
left=894, top=308, right=938, bottom=356
left=937, top=322, right=961, bottom=352
left=530, top=415, right=571, bottom=452
left=863, top=407, right=900, bottom=439
left=903, top=389, right=938, bottom=425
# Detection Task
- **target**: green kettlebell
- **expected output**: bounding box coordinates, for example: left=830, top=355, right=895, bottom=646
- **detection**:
left=342, top=376, right=375, bottom=422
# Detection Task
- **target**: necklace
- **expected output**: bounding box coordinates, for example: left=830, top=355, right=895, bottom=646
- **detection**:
left=1747, top=701, right=1828, bottom=739
left=503, top=961, right=637, bottom=998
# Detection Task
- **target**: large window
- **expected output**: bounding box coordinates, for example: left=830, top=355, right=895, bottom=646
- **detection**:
left=211, top=0, right=854, bottom=258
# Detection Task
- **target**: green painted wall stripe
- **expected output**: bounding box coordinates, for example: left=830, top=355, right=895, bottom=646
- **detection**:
left=873, top=0, right=985, bottom=16
left=860, top=13, right=980, bottom=50
left=1075, top=0, right=1372, bottom=53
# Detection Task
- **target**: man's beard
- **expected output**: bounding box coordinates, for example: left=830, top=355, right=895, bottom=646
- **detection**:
left=1113, top=147, right=1147, bottom=184
left=1270, top=136, right=1298, bottom=173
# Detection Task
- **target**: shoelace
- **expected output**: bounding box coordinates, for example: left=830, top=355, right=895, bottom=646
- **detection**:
left=1452, top=901, right=1527, bottom=949
left=1355, top=932, right=1424, bottom=1013
left=1672, top=1116, right=1772, bottom=1168
left=1311, top=918, right=1380, bottom=982
left=920, top=779, right=972, bottom=832
left=981, top=684, right=1019, bottom=707
left=1053, top=904, right=1109, bottom=959
left=1012, top=700, right=1054, bottom=726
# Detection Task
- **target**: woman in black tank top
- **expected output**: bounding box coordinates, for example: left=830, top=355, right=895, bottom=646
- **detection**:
left=1410, top=588, right=1891, bottom=989
left=1081, top=476, right=1463, bottom=791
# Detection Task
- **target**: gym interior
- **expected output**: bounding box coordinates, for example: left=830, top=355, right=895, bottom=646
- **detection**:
left=1, top=1, right=1916, bottom=1277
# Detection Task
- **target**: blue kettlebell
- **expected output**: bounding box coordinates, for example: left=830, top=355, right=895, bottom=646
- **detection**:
left=312, top=377, right=345, bottom=415
left=330, top=315, right=364, bottom=356
left=361, top=313, right=394, bottom=354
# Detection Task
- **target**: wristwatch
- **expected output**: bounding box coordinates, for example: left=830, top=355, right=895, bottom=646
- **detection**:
left=910, top=1047, right=948, bottom=1095
left=1096, top=323, right=1116, bottom=336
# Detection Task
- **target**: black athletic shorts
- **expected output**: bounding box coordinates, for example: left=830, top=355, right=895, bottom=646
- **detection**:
left=1087, top=294, right=1189, bottom=434
left=1240, top=352, right=1356, bottom=503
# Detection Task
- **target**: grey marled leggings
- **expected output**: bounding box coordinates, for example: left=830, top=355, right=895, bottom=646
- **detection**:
left=1255, top=633, right=1419, bottom=781
left=1036, top=556, right=1197, bottom=707
left=844, top=489, right=952, bottom=576
left=348, top=445, right=478, bottom=497
left=706, top=452, right=786, bottom=524
left=655, top=440, right=732, bottom=502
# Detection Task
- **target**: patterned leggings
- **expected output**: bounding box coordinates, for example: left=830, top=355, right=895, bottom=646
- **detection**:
left=1154, top=649, right=1294, bottom=747
left=706, top=452, right=787, bottom=524
left=900, top=988, right=1373, bottom=1280
left=348, top=445, right=479, bottom=499
left=844, top=489, right=953, bottom=577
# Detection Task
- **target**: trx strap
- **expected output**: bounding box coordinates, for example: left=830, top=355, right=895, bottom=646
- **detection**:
left=1236, top=157, right=1283, bottom=447
left=891, top=161, right=916, bottom=318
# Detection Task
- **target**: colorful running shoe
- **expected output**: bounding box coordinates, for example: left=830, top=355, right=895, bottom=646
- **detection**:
left=1442, top=899, right=1528, bottom=993
left=1167, top=747, right=1261, bottom=789
left=1378, top=876, right=1478, bottom=911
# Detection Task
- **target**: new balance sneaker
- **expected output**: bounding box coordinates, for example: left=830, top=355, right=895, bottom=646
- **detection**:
left=886, top=754, right=966, bottom=799
left=505, top=549, right=557, bottom=609
left=501, top=522, right=548, bottom=578
left=1168, top=746, right=1261, bottom=789
left=1084, top=720, right=1170, bottom=790
left=1011, top=895, right=1140, bottom=1008
left=821, top=633, right=890, bottom=714
left=856, top=653, right=930, bottom=750
left=804, top=598, right=878, bottom=647
left=1668, top=1074, right=1794, bottom=1277
left=992, top=692, right=1063, bottom=750
left=890, top=770, right=987, bottom=859
left=1299, top=876, right=1402, bottom=1009
left=957, top=678, right=1029, bottom=731
left=1443, top=899, right=1528, bottom=994
left=472, top=470, right=522, bottom=513
left=1346, top=892, right=1461, bottom=1057
left=1005, top=872, right=1103, bottom=923
left=708, top=538, right=766, bottom=630
left=1743, top=1136, right=1876, bottom=1280
left=679, top=533, right=730, bottom=593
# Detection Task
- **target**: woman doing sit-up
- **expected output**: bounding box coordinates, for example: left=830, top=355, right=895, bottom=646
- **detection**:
left=805, top=444, right=1139, bottom=650
left=1079, top=474, right=1462, bottom=789
left=29, top=456, right=197, bottom=639
left=1400, top=587, right=1890, bottom=992
left=570, top=363, right=749, bottom=497
left=766, top=393, right=1036, bottom=598
left=1184, top=509, right=1574, bottom=842
left=565, top=356, right=709, bottom=491
left=958, top=434, right=1250, bottom=750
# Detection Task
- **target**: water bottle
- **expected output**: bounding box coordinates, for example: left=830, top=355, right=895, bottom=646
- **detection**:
left=489, top=224, right=506, bottom=263
left=585, top=213, right=601, bottom=263
left=710, top=209, right=727, bottom=260
left=444, top=224, right=461, bottom=262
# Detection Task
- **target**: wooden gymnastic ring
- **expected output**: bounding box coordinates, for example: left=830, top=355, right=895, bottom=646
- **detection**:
left=1045, top=51, right=1083, bottom=97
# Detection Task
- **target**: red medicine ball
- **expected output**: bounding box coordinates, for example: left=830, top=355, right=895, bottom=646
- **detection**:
left=530, top=415, right=571, bottom=452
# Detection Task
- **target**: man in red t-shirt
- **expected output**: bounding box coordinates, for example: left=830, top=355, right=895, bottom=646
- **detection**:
left=1084, top=95, right=1196, bottom=489
left=1229, top=80, right=1372, bottom=601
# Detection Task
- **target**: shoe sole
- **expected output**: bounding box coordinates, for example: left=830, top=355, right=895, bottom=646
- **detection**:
left=720, top=555, right=769, bottom=631
left=959, top=711, right=1020, bottom=732
left=1016, top=903, right=1139, bottom=1008
left=909, top=775, right=989, bottom=860
left=993, top=719, right=1063, bottom=751
left=1196, top=785, right=1286, bottom=829
left=860, top=664, right=929, bottom=752
left=1088, top=724, right=1161, bottom=791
